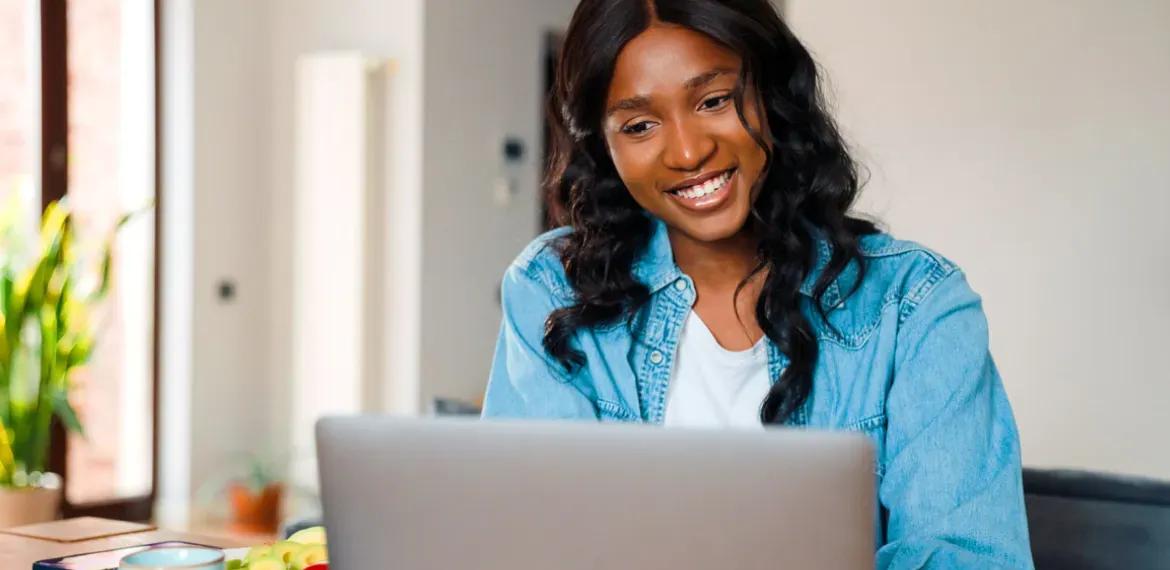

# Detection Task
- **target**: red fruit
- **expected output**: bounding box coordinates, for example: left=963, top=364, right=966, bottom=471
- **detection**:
left=303, top=564, right=329, bottom=570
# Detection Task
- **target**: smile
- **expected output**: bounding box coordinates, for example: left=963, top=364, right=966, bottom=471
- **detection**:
left=666, top=168, right=736, bottom=211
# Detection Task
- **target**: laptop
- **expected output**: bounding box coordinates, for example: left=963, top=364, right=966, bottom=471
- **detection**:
left=316, top=416, right=874, bottom=569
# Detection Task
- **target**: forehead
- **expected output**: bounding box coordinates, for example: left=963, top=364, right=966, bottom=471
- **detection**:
left=608, top=23, right=741, bottom=101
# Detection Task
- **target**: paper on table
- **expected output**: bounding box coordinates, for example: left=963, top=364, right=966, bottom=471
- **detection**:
left=0, top=517, right=154, bottom=543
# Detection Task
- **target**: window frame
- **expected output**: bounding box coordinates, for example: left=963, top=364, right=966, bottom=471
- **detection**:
left=40, top=0, right=161, bottom=522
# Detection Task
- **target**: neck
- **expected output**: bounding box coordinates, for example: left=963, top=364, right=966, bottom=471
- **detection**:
left=668, top=225, right=761, bottom=289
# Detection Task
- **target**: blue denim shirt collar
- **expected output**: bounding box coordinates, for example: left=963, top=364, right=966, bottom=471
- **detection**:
left=631, top=216, right=839, bottom=304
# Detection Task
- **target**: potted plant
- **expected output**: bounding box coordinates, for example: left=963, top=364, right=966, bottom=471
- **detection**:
left=226, top=454, right=286, bottom=535
left=196, top=451, right=306, bottom=540
left=0, top=199, right=131, bottom=527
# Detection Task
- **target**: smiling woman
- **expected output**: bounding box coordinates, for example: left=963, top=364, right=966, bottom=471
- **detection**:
left=482, top=0, right=1034, bottom=568
left=602, top=27, right=766, bottom=243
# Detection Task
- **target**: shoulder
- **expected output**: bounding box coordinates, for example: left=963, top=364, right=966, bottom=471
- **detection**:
left=503, top=226, right=574, bottom=302
left=842, top=232, right=971, bottom=324
left=859, top=233, right=960, bottom=299
left=813, top=231, right=979, bottom=346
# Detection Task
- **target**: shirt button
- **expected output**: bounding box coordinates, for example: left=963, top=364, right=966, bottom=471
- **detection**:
left=674, top=279, right=687, bottom=291
left=649, top=350, right=664, bottom=364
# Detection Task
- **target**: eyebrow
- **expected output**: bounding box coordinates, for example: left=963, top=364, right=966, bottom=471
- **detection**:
left=606, top=95, right=652, bottom=116
left=683, top=67, right=735, bottom=90
left=605, top=67, right=737, bottom=118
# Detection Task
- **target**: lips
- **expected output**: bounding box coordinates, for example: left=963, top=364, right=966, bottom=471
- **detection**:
left=665, top=168, right=736, bottom=212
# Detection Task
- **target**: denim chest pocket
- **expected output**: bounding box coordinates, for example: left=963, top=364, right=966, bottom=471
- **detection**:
left=596, top=399, right=638, bottom=423
left=843, top=413, right=887, bottom=478
left=813, top=295, right=897, bottom=349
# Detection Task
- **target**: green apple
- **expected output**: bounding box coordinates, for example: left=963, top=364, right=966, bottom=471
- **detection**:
left=270, top=540, right=302, bottom=564
left=248, top=556, right=285, bottom=570
left=287, top=526, right=327, bottom=545
left=290, top=543, right=328, bottom=570
left=225, top=560, right=245, bottom=570
left=244, top=544, right=274, bottom=562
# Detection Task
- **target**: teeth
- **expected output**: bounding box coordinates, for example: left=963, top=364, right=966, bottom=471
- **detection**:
left=677, top=170, right=731, bottom=200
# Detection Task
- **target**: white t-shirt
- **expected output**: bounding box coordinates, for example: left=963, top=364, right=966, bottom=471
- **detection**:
left=663, top=311, right=770, bottom=429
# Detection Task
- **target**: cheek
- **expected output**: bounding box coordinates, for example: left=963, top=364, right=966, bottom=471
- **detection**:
left=725, top=90, right=770, bottom=151
left=712, top=116, right=767, bottom=172
left=725, top=106, right=770, bottom=168
left=606, top=139, right=660, bottom=199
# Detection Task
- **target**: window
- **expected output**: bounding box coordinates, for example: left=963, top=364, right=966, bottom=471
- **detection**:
left=0, top=0, right=158, bottom=520
left=62, top=0, right=156, bottom=511
left=0, top=0, right=38, bottom=210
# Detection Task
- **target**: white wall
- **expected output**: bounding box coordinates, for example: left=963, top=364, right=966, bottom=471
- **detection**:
left=787, top=0, right=1170, bottom=478
left=170, top=0, right=570, bottom=508
left=417, top=0, right=578, bottom=409
left=158, top=0, right=195, bottom=527
left=266, top=0, right=425, bottom=468
left=159, top=0, right=275, bottom=526
left=264, top=0, right=576, bottom=423
left=190, top=0, right=275, bottom=493
left=163, top=0, right=428, bottom=521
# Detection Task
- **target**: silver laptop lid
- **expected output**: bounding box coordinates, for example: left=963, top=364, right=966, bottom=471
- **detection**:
left=317, top=416, right=874, bottom=570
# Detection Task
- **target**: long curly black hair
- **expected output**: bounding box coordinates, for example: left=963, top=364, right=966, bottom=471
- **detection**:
left=543, top=0, right=877, bottom=424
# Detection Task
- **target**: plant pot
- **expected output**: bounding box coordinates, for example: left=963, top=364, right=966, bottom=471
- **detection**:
left=0, top=483, right=62, bottom=529
left=228, top=482, right=283, bottom=535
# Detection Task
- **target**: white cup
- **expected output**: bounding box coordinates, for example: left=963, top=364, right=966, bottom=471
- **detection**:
left=119, top=546, right=226, bottom=570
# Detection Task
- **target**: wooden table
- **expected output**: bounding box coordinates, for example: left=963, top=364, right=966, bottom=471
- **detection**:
left=0, top=518, right=251, bottom=569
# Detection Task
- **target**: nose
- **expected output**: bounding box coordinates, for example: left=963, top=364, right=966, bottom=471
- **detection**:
left=661, top=118, right=716, bottom=172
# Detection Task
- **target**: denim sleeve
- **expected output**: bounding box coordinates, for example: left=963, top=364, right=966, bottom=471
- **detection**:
left=481, top=263, right=598, bottom=420
left=877, top=269, right=1035, bottom=569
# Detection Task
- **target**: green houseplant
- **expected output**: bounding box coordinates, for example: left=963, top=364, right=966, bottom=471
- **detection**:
left=0, top=198, right=132, bottom=527
left=225, top=453, right=286, bottom=535
left=195, top=451, right=299, bottom=536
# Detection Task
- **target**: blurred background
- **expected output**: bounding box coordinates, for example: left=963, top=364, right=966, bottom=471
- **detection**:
left=0, top=0, right=1166, bottom=541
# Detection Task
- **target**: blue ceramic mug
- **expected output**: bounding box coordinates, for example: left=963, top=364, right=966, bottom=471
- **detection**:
left=119, top=546, right=226, bottom=570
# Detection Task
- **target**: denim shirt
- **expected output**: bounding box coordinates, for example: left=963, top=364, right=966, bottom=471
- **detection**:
left=482, top=217, right=1034, bottom=569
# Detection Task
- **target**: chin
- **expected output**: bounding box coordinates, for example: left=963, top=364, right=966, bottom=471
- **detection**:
left=670, top=209, right=751, bottom=243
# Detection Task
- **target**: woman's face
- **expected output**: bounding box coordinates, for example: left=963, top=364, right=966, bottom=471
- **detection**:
left=603, top=23, right=769, bottom=244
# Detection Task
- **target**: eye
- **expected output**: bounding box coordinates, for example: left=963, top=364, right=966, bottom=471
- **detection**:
left=699, top=94, right=732, bottom=111
left=621, top=120, right=656, bottom=136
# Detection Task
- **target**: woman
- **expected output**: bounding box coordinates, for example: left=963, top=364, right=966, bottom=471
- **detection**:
left=482, top=0, right=1034, bottom=567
